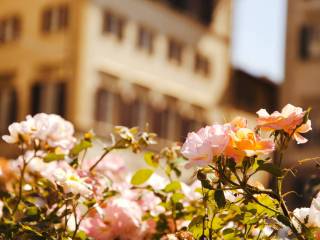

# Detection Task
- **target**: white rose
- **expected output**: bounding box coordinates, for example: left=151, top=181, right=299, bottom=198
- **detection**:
left=53, top=169, right=92, bottom=197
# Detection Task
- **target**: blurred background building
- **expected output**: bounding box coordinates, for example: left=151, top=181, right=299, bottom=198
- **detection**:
left=281, top=0, right=320, bottom=208
left=0, top=0, right=278, bottom=156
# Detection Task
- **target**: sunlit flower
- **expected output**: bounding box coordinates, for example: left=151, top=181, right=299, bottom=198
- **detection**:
left=256, top=104, right=312, bottom=144
left=293, top=207, right=310, bottom=224
left=224, top=190, right=242, bottom=203
left=181, top=124, right=229, bottom=166
left=181, top=180, right=202, bottom=202
left=33, top=113, right=76, bottom=151
left=53, top=168, right=92, bottom=197
left=293, top=192, right=320, bottom=228
left=2, top=113, right=76, bottom=152
left=225, top=127, right=275, bottom=162
left=81, top=198, right=146, bottom=240
left=229, top=116, right=248, bottom=131
left=2, top=120, right=33, bottom=144
left=135, top=190, right=165, bottom=216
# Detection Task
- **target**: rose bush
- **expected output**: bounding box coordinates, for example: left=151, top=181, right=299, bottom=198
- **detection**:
left=0, top=104, right=318, bottom=240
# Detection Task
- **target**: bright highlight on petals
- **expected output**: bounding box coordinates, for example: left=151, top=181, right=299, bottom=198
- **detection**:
left=256, top=104, right=312, bottom=144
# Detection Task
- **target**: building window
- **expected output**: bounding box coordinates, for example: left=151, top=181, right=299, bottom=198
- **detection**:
left=117, top=96, right=140, bottom=127
left=148, top=107, right=169, bottom=139
left=41, top=4, right=69, bottom=33
left=31, top=81, right=67, bottom=117
left=179, top=116, right=196, bottom=142
left=102, top=11, right=125, bottom=40
left=164, top=0, right=216, bottom=26
left=299, top=25, right=320, bottom=60
left=168, top=38, right=184, bottom=64
left=137, top=26, right=154, bottom=54
left=0, top=16, right=21, bottom=44
left=194, top=53, right=210, bottom=77
left=94, top=88, right=117, bottom=124
left=0, top=74, right=17, bottom=134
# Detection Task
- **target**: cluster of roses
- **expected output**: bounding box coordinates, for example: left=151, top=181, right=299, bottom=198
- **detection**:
left=3, top=113, right=76, bottom=154
left=181, top=104, right=312, bottom=167
left=0, top=104, right=318, bottom=240
left=0, top=113, right=202, bottom=240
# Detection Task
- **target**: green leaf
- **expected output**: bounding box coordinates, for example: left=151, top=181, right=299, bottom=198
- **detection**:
left=76, top=230, right=88, bottom=240
left=171, top=192, right=185, bottom=203
left=214, top=189, right=226, bottom=208
left=277, top=214, right=291, bottom=227
left=131, top=169, right=154, bottom=185
left=164, top=181, right=181, bottom=193
left=223, top=228, right=234, bottom=235
left=70, top=140, right=92, bottom=156
left=26, top=206, right=38, bottom=216
left=22, top=206, right=40, bottom=221
left=144, top=152, right=158, bottom=168
left=201, top=180, right=213, bottom=190
left=257, top=163, right=282, bottom=177
left=188, top=216, right=205, bottom=238
left=227, top=158, right=236, bottom=171
left=43, top=153, right=65, bottom=162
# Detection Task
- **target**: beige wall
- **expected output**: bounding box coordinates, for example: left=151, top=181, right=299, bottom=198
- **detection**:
left=283, top=0, right=320, bottom=165
left=74, top=0, right=232, bottom=130
left=0, top=0, right=77, bottom=120
left=283, top=0, right=320, bottom=105
left=0, top=0, right=235, bottom=139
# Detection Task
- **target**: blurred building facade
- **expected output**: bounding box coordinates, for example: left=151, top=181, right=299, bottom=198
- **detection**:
left=282, top=0, right=320, bottom=207
left=0, top=0, right=281, bottom=158
left=227, top=69, right=278, bottom=114
left=0, top=0, right=234, bottom=150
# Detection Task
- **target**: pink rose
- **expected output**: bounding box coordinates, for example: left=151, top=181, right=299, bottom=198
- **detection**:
left=81, top=198, right=146, bottom=240
left=181, top=124, right=229, bottom=167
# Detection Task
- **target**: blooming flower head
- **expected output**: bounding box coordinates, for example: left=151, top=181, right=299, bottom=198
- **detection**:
left=181, top=180, right=202, bottom=202
left=225, top=127, right=275, bottom=162
left=293, top=192, right=320, bottom=228
left=81, top=198, right=146, bottom=240
left=53, top=168, right=92, bottom=197
left=181, top=124, right=230, bottom=167
left=256, top=104, right=312, bottom=144
left=229, top=116, right=247, bottom=131
left=2, top=113, right=76, bottom=153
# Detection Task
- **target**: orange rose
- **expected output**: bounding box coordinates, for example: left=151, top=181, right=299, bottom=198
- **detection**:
left=256, top=104, right=312, bottom=144
left=225, top=128, right=275, bottom=162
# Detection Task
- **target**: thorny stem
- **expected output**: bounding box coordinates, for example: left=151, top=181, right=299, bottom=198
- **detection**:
left=275, top=145, right=304, bottom=240
left=12, top=147, right=29, bottom=214
left=71, top=202, right=79, bottom=240
left=72, top=205, right=93, bottom=239
left=164, top=167, right=178, bottom=232
left=13, top=159, right=27, bottom=214
left=214, top=155, right=304, bottom=239
left=89, top=148, right=112, bottom=171
left=201, top=186, right=209, bottom=238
